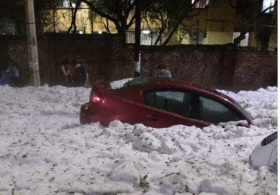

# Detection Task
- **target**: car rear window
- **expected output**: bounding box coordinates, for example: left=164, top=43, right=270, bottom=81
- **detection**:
left=124, top=77, right=150, bottom=87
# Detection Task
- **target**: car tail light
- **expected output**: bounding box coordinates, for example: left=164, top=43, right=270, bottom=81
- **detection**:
left=90, top=90, right=102, bottom=103
left=92, top=95, right=101, bottom=103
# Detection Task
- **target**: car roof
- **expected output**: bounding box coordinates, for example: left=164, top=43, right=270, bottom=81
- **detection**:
left=120, top=77, right=235, bottom=102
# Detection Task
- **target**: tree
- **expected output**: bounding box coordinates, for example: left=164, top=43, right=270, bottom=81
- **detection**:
left=80, top=0, right=137, bottom=33
left=78, top=0, right=201, bottom=45
left=67, top=0, right=82, bottom=33
left=0, top=0, right=25, bottom=34
left=78, top=0, right=153, bottom=39
left=228, top=0, right=277, bottom=49
left=0, top=0, right=57, bottom=35
left=142, top=0, right=201, bottom=45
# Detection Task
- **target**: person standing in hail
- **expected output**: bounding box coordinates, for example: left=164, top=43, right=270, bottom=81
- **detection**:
left=71, top=59, right=89, bottom=87
left=60, top=59, right=72, bottom=87
left=157, top=64, right=172, bottom=78
left=6, top=65, right=23, bottom=87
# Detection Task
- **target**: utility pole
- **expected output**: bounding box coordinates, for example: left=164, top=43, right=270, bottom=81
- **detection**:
left=25, top=0, right=40, bottom=86
left=134, top=0, right=141, bottom=77
left=122, top=0, right=127, bottom=47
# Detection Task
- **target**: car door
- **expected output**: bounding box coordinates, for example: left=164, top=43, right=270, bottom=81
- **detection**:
left=141, top=90, right=208, bottom=128
left=110, top=94, right=145, bottom=125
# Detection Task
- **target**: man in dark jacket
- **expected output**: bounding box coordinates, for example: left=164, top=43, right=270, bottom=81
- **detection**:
left=0, top=68, right=9, bottom=85
left=71, top=59, right=90, bottom=87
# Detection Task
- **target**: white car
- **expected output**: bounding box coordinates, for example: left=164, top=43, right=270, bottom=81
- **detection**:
left=249, top=132, right=277, bottom=169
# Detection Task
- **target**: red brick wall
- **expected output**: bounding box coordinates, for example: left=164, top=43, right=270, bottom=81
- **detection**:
left=232, top=49, right=277, bottom=91
left=0, top=34, right=277, bottom=91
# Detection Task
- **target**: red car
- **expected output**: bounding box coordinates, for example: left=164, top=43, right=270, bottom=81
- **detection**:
left=80, top=77, right=253, bottom=128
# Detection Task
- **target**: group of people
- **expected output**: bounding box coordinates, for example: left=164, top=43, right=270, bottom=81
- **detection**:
left=0, top=65, right=23, bottom=87
left=2, top=61, right=170, bottom=88
left=60, top=58, right=90, bottom=87
left=60, top=61, right=171, bottom=88
left=60, top=58, right=171, bottom=87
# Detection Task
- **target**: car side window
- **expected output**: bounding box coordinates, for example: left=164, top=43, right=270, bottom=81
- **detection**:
left=144, top=91, right=192, bottom=117
left=198, top=96, right=242, bottom=124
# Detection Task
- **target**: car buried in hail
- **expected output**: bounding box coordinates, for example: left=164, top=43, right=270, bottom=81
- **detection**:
left=80, top=77, right=253, bottom=128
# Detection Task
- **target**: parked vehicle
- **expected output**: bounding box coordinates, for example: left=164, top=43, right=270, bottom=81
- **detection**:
left=249, top=131, right=277, bottom=169
left=80, top=77, right=253, bottom=128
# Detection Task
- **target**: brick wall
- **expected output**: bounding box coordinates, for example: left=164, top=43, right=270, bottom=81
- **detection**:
left=232, top=49, right=277, bottom=91
left=0, top=34, right=277, bottom=91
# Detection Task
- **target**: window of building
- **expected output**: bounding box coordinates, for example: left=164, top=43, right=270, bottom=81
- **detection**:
left=126, top=31, right=157, bottom=45
left=56, top=0, right=70, bottom=8
left=233, top=32, right=249, bottom=46
left=192, top=0, right=209, bottom=8
left=262, top=0, right=275, bottom=13
left=236, top=0, right=251, bottom=13
left=189, top=31, right=207, bottom=44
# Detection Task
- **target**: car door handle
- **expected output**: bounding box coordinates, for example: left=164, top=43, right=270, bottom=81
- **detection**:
left=146, top=115, right=159, bottom=121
